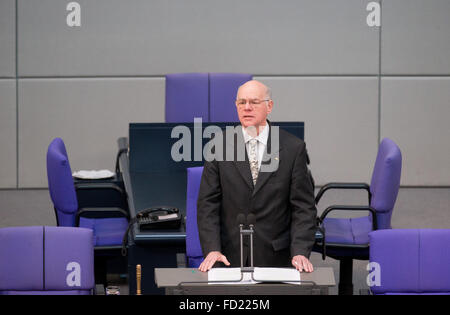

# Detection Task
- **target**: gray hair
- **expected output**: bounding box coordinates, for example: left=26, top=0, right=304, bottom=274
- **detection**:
left=265, top=86, right=272, bottom=100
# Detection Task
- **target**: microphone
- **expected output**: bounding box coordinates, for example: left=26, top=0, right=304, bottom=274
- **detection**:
left=237, top=213, right=246, bottom=226
left=247, top=213, right=256, bottom=227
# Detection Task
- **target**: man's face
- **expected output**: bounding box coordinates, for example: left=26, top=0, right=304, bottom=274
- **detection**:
left=236, top=81, right=273, bottom=130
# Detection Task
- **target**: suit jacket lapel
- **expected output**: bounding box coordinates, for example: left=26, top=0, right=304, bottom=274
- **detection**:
left=235, top=158, right=254, bottom=190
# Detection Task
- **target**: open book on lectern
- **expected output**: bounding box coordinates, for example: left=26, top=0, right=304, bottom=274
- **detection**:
left=208, top=268, right=301, bottom=285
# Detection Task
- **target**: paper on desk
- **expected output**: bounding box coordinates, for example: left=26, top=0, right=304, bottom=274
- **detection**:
left=208, top=268, right=250, bottom=284
left=208, top=267, right=301, bottom=285
left=253, top=268, right=301, bottom=285
left=72, top=170, right=115, bottom=179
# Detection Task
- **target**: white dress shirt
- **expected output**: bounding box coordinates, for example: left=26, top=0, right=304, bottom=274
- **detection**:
left=242, top=123, right=269, bottom=170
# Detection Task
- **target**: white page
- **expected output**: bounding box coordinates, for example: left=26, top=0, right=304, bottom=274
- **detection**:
left=207, top=267, right=301, bottom=285
left=253, top=268, right=301, bottom=285
left=72, top=169, right=114, bottom=179
left=208, top=268, right=253, bottom=285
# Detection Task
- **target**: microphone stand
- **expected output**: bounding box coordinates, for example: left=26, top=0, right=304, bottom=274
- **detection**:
left=239, top=222, right=255, bottom=274
left=177, top=215, right=318, bottom=293
left=241, top=216, right=318, bottom=288
left=176, top=214, right=251, bottom=290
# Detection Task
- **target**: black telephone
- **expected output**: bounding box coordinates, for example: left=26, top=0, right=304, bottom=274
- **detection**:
left=121, top=206, right=183, bottom=256
left=136, top=206, right=182, bottom=230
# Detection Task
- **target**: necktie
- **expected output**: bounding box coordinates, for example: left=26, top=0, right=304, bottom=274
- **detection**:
left=248, top=139, right=259, bottom=186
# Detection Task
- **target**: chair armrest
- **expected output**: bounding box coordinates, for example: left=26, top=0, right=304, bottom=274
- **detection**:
left=318, top=205, right=378, bottom=231
left=115, top=148, right=128, bottom=174
left=315, top=182, right=371, bottom=205
left=116, top=137, right=129, bottom=174
left=75, top=182, right=125, bottom=195
left=76, top=207, right=130, bottom=226
left=315, top=224, right=326, bottom=260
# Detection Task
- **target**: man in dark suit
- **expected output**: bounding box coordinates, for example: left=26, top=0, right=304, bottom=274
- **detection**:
left=197, top=80, right=317, bottom=273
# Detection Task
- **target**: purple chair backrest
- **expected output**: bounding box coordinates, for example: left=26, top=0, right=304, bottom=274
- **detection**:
left=165, top=72, right=252, bottom=123
left=369, top=229, right=450, bottom=295
left=165, top=73, right=209, bottom=123
left=0, top=226, right=94, bottom=295
left=209, top=73, right=253, bottom=122
left=369, top=138, right=402, bottom=229
left=46, top=138, right=78, bottom=227
left=186, top=167, right=204, bottom=266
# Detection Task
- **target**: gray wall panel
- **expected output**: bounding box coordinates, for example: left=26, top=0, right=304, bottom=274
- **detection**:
left=18, top=78, right=164, bottom=188
left=381, top=78, right=450, bottom=186
left=18, top=0, right=378, bottom=76
left=0, top=0, right=15, bottom=77
left=382, top=0, right=450, bottom=74
left=0, top=80, right=17, bottom=188
left=257, top=77, right=379, bottom=185
left=7, top=0, right=449, bottom=189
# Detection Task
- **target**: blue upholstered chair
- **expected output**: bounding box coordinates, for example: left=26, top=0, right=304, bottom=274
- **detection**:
left=46, top=138, right=129, bottom=284
left=185, top=167, right=205, bottom=268
left=165, top=72, right=252, bottom=123
left=369, top=229, right=450, bottom=295
left=166, top=73, right=210, bottom=123
left=314, top=138, right=402, bottom=295
left=209, top=72, right=253, bottom=122
left=0, top=226, right=95, bottom=295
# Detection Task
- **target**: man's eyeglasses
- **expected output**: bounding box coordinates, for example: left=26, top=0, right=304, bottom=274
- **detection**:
left=235, top=99, right=270, bottom=108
